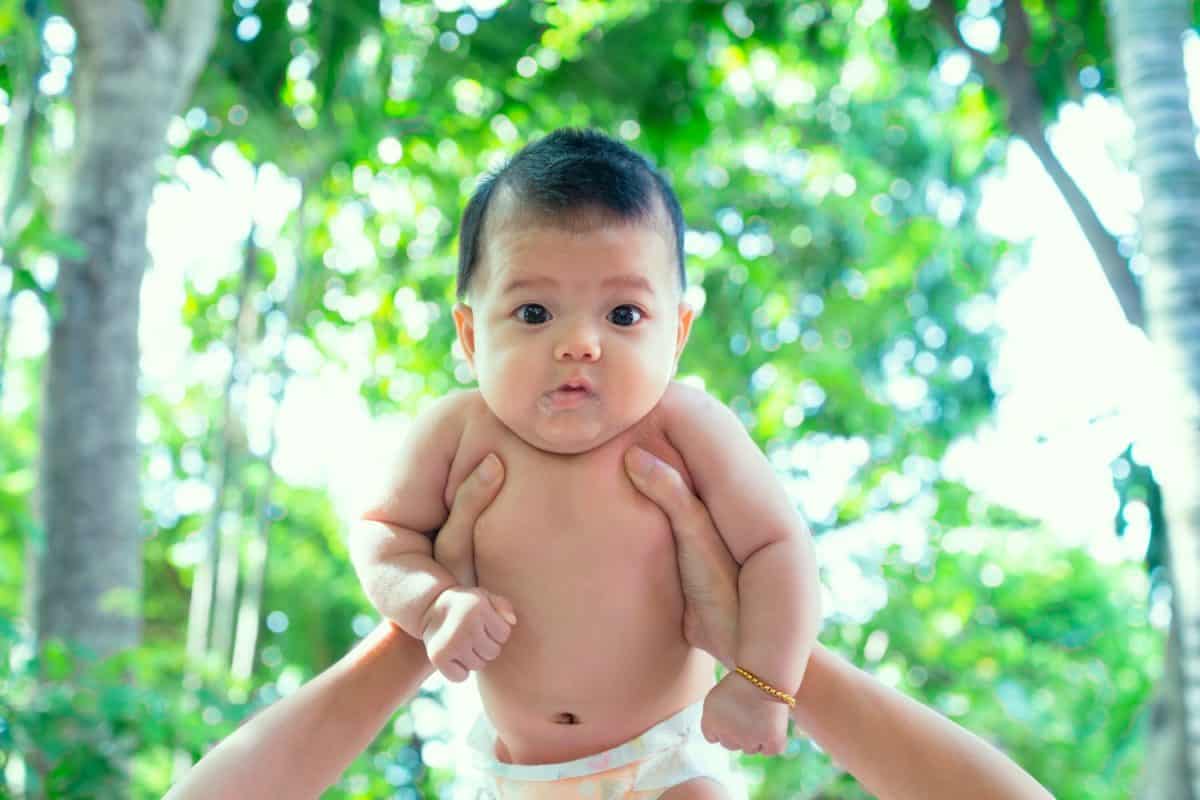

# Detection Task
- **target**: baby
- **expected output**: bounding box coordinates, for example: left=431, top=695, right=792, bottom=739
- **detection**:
left=349, top=129, right=820, bottom=799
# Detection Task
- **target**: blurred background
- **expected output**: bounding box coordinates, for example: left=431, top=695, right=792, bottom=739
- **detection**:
left=1, top=0, right=1198, bottom=797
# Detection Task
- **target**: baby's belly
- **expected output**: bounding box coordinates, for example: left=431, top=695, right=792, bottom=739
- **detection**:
left=471, top=469, right=715, bottom=764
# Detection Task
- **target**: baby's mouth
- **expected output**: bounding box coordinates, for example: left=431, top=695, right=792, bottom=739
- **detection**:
left=556, top=376, right=595, bottom=393
left=544, top=383, right=596, bottom=410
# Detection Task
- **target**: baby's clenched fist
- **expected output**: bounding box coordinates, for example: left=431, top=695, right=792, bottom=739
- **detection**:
left=701, top=671, right=790, bottom=756
left=421, top=587, right=516, bottom=682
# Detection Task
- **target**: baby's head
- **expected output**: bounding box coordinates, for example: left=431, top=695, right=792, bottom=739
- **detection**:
left=452, top=129, right=694, bottom=455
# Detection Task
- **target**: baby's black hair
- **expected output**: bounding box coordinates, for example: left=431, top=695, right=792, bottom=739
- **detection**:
left=455, top=128, right=686, bottom=299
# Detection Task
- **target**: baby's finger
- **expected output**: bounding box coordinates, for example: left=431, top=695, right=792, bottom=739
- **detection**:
left=474, top=635, right=501, bottom=661
left=442, top=659, right=469, bottom=683
left=483, top=618, right=511, bottom=646
left=485, top=591, right=518, bottom=626
left=457, top=649, right=485, bottom=672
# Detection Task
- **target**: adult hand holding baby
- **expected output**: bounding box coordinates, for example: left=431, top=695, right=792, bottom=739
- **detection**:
left=425, top=453, right=517, bottom=683
left=622, top=446, right=740, bottom=669
left=624, top=445, right=788, bottom=755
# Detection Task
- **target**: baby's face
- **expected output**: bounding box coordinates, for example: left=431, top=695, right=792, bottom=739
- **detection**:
left=453, top=220, right=692, bottom=454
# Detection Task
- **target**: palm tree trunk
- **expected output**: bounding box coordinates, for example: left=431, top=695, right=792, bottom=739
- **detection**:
left=1107, top=1, right=1200, bottom=797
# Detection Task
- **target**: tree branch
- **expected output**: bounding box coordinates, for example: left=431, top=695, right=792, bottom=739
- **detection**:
left=930, top=0, right=1145, bottom=329
left=1002, top=0, right=1032, bottom=63
left=930, top=0, right=1001, bottom=86
left=162, top=0, right=221, bottom=89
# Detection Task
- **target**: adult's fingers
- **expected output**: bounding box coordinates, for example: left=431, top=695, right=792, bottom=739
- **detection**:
left=623, top=446, right=739, bottom=574
left=435, top=453, right=505, bottom=587
left=622, top=447, right=709, bottom=533
left=624, top=445, right=741, bottom=664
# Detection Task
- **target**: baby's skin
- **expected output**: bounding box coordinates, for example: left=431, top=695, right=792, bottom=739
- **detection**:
left=350, top=217, right=820, bottom=769
left=432, top=384, right=713, bottom=764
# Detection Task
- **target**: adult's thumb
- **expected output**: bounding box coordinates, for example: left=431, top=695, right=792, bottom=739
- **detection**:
left=625, top=447, right=683, bottom=522
left=624, top=446, right=660, bottom=483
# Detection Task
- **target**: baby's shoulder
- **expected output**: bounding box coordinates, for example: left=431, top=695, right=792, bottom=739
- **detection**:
left=397, top=389, right=486, bottom=464
left=446, top=387, right=486, bottom=415
left=656, top=380, right=730, bottom=428
left=421, top=388, right=484, bottom=430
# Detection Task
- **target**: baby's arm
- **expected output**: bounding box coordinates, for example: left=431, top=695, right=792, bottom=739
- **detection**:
left=348, top=391, right=513, bottom=681
left=660, top=383, right=821, bottom=752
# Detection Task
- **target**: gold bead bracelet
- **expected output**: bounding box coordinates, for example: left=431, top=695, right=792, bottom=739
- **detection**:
left=734, top=665, right=797, bottom=708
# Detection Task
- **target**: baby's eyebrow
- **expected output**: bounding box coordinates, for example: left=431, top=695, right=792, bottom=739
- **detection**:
left=500, top=276, right=557, bottom=294
left=601, top=274, right=655, bottom=294
left=500, top=274, right=656, bottom=295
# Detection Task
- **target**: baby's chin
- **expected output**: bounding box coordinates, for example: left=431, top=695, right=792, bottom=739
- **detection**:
left=520, top=423, right=622, bottom=456
left=499, top=411, right=630, bottom=456
left=481, top=388, right=658, bottom=456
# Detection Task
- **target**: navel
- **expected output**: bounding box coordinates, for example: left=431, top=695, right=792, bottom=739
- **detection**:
left=551, top=711, right=580, bottom=725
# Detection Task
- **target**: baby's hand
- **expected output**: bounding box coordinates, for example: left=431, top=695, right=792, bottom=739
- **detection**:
left=700, top=672, right=789, bottom=756
left=421, top=586, right=516, bottom=682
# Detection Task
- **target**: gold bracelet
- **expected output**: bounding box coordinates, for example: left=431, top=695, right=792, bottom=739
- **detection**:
left=734, top=665, right=797, bottom=708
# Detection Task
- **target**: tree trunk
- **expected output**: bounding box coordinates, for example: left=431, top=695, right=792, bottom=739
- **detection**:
left=35, top=0, right=218, bottom=658
left=230, top=196, right=311, bottom=681
left=1107, top=1, right=1200, bottom=797
left=208, top=229, right=260, bottom=668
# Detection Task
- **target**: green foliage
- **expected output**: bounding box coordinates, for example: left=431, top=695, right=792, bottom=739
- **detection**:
left=0, top=620, right=223, bottom=798
left=885, top=0, right=1120, bottom=126
left=0, top=0, right=1172, bottom=796
left=0, top=366, right=38, bottom=624
left=1111, top=444, right=1166, bottom=578
left=0, top=617, right=436, bottom=798
left=752, top=528, right=1159, bottom=799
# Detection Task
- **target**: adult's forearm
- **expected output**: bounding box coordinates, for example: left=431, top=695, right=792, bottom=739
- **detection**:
left=165, top=622, right=433, bottom=800
left=793, top=645, right=1053, bottom=800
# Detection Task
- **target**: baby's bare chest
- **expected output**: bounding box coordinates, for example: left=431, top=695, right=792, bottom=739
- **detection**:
left=447, top=410, right=692, bottom=587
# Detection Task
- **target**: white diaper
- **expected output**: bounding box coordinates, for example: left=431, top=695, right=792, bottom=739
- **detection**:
left=458, top=701, right=736, bottom=799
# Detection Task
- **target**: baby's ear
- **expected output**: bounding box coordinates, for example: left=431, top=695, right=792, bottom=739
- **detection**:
left=673, top=301, right=695, bottom=362
left=453, top=303, right=477, bottom=370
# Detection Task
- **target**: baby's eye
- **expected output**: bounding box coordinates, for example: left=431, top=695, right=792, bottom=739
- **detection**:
left=514, top=304, right=551, bottom=325
left=608, top=305, right=643, bottom=327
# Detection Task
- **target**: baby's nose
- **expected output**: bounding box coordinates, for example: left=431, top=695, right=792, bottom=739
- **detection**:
left=554, top=328, right=601, bottom=361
